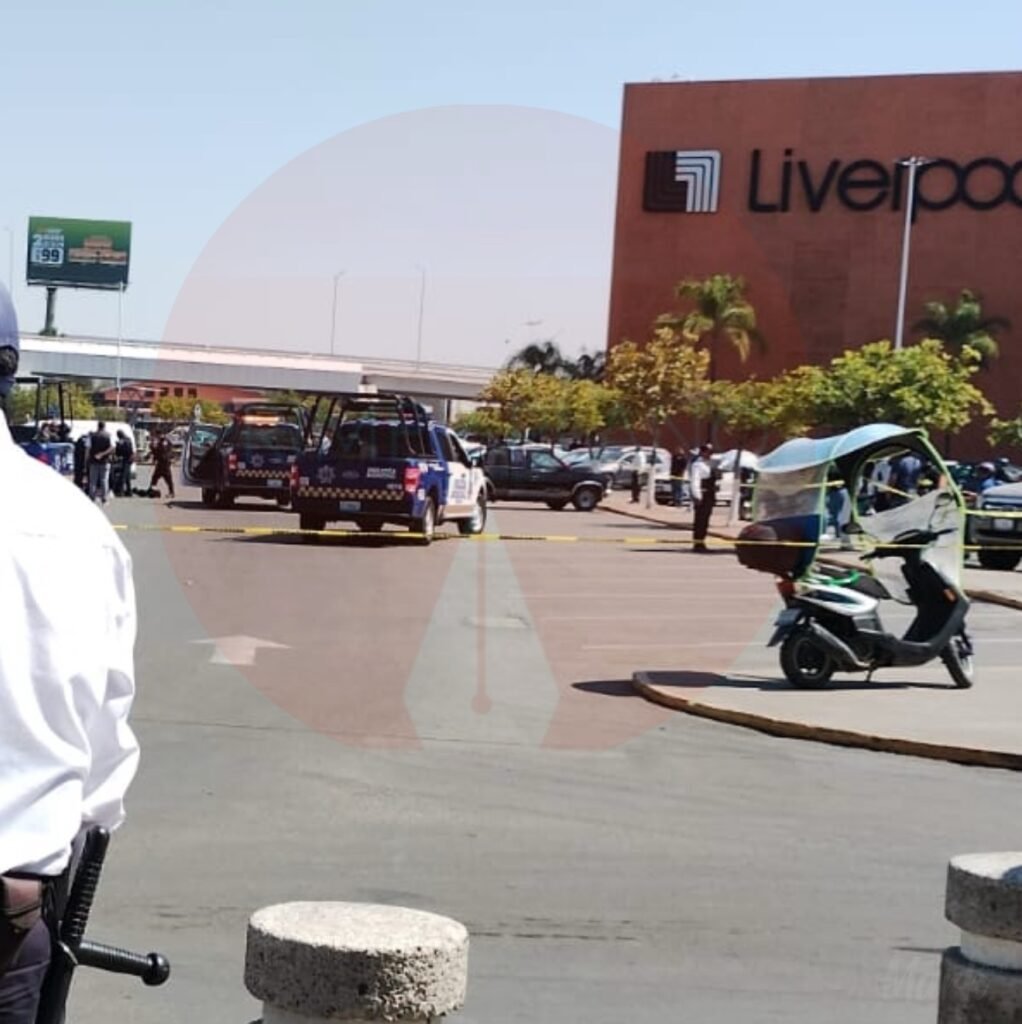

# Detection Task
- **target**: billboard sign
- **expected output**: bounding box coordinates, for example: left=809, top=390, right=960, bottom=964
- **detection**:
left=26, top=216, right=131, bottom=289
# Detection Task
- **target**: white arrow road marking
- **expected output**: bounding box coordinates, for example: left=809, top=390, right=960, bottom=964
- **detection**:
left=191, top=635, right=290, bottom=667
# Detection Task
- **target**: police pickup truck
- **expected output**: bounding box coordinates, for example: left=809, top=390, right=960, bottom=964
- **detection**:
left=290, top=393, right=487, bottom=544
left=182, top=403, right=304, bottom=507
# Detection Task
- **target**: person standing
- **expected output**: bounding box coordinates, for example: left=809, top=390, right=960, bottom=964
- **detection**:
left=149, top=431, right=176, bottom=499
left=629, top=445, right=646, bottom=503
left=114, top=429, right=134, bottom=497
left=87, top=421, right=114, bottom=503
left=889, top=451, right=923, bottom=506
left=689, top=444, right=718, bottom=552
left=0, top=283, right=140, bottom=1024
left=72, top=432, right=89, bottom=492
left=670, top=448, right=688, bottom=508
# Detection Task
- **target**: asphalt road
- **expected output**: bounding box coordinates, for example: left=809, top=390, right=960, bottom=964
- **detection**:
left=70, top=482, right=1022, bottom=1024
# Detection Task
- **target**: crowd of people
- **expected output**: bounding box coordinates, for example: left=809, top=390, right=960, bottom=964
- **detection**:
left=71, top=424, right=137, bottom=504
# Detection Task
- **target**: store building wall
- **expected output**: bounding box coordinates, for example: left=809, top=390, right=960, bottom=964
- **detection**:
left=608, top=71, right=1022, bottom=452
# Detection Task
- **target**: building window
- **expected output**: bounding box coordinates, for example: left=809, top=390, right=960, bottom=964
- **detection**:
left=174, top=387, right=184, bottom=397
left=160, top=388, right=169, bottom=397
left=188, top=388, right=198, bottom=398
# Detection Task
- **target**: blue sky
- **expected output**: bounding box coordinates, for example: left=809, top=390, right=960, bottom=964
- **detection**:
left=2, top=0, right=1020, bottom=364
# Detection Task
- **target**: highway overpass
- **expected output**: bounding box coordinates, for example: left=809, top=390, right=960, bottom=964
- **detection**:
left=18, top=333, right=495, bottom=403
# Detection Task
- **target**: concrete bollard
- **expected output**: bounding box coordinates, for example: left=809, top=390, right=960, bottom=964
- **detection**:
left=244, top=902, right=469, bottom=1023
left=939, top=853, right=1022, bottom=1024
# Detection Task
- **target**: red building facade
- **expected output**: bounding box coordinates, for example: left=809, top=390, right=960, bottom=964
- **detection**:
left=607, top=72, right=1022, bottom=447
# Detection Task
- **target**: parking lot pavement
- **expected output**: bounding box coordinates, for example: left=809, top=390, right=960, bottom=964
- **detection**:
left=80, top=485, right=1022, bottom=1024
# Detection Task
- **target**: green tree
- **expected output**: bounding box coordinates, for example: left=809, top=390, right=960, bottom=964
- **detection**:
left=151, top=396, right=229, bottom=424
left=565, top=378, right=619, bottom=447
left=6, top=382, right=95, bottom=425
left=452, top=406, right=511, bottom=441
left=658, top=273, right=760, bottom=380
left=606, top=328, right=711, bottom=505
left=913, top=288, right=1009, bottom=368
left=812, top=339, right=992, bottom=441
left=988, top=407, right=1022, bottom=452
left=709, top=378, right=784, bottom=523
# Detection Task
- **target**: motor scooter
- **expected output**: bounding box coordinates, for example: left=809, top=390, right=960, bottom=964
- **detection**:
left=736, top=424, right=974, bottom=690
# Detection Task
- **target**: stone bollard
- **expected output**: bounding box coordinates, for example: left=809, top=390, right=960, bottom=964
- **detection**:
left=245, top=902, right=469, bottom=1023
left=939, top=853, right=1022, bottom=1023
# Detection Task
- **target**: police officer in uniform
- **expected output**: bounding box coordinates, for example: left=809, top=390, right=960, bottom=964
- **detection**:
left=0, top=284, right=140, bottom=1023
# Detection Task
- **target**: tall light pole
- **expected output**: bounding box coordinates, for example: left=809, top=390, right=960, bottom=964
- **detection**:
left=894, top=156, right=933, bottom=350
left=2, top=225, right=13, bottom=293
left=414, top=264, right=427, bottom=367
left=330, top=270, right=345, bottom=356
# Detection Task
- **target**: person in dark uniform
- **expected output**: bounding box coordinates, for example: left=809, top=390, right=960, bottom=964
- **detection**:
left=73, top=433, right=89, bottom=492
left=149, top=432, right=175, bottom=499
left=689, top=444, right=718, bottom=552
left=670, top=448, right=688, bottom=507
left=113, top=430, right=134, bottom=497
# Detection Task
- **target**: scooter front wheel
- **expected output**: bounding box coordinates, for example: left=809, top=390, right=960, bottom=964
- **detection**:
left=780, top=628, right=835, bottom=689
left=942, top=633, right=974, bottom=689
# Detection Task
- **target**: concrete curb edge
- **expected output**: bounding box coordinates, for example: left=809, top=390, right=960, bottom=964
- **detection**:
left=632, top=671, right=1022, bottom=772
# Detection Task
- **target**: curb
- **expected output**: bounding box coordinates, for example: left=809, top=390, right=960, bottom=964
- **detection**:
left=632, top=671, right=1022, bottom=772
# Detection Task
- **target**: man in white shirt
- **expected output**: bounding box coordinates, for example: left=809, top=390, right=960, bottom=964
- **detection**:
left=0, top=284, right=140, bottom=1023
left=689, top=443, right=717, bottom=552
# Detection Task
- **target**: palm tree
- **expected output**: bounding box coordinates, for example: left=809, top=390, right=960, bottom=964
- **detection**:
left=506, top=340, right=568, bottom=376
left=507, top=341, right=607, bottom=381
left=567, top=349, right=606, bottom=382
left=913, top=288, right=1009, bottom=368
left=658, top=273, right=760, bottom=381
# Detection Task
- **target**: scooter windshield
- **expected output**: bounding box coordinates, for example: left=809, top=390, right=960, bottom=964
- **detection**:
left=858, top=486, right=964, bottom=599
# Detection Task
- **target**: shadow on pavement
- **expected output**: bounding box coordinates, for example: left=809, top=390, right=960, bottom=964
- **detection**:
left=641, top=669, right=956, bottom=693
left=165, top=500, right=291, bottom=513
left=572, top=679, right=646, bottom=698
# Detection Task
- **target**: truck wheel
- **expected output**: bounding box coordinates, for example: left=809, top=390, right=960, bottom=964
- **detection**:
left=779, top=629, right=834, bottom=689
left=299, top=512, right=326, bottom=543
left=201, top=488, right=216, bottom=507
left=572, top=486, right=601, bottom=512
left=412, top=498, right=436, bottom=545
left=977, top=549, right=1021, bottom=571
left=546, top=499, right=568, bottom=511
left=217, top=489, right=235, bottom=509
left=458, top=493, right=487, bottom=535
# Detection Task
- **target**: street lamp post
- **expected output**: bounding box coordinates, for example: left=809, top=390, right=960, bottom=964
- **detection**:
left=2, top=226, right=13, bottom=293
left=330, top=270, right=346, bottom=356
left=415, top=265, right=426, bottom=367
left=894, top=156, right=933, bottom=350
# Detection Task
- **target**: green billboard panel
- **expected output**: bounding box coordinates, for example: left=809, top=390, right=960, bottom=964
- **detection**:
left=26, top=216, right=131, bottom=289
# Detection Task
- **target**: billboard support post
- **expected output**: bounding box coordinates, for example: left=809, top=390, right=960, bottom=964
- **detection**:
left=116, top=282, right=124, bottom=410
left=42, top=286, right=57, bottom=336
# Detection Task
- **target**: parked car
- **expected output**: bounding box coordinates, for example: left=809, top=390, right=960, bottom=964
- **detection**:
left=968, top=480, right=1022, bottom=571
left=483, top=443, right=612, bottom=511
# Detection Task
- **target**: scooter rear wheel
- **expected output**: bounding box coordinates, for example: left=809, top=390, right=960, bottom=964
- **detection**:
left=780, top=629, right=835, bottom=689
left=942, top=633, right=974, bottom=689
